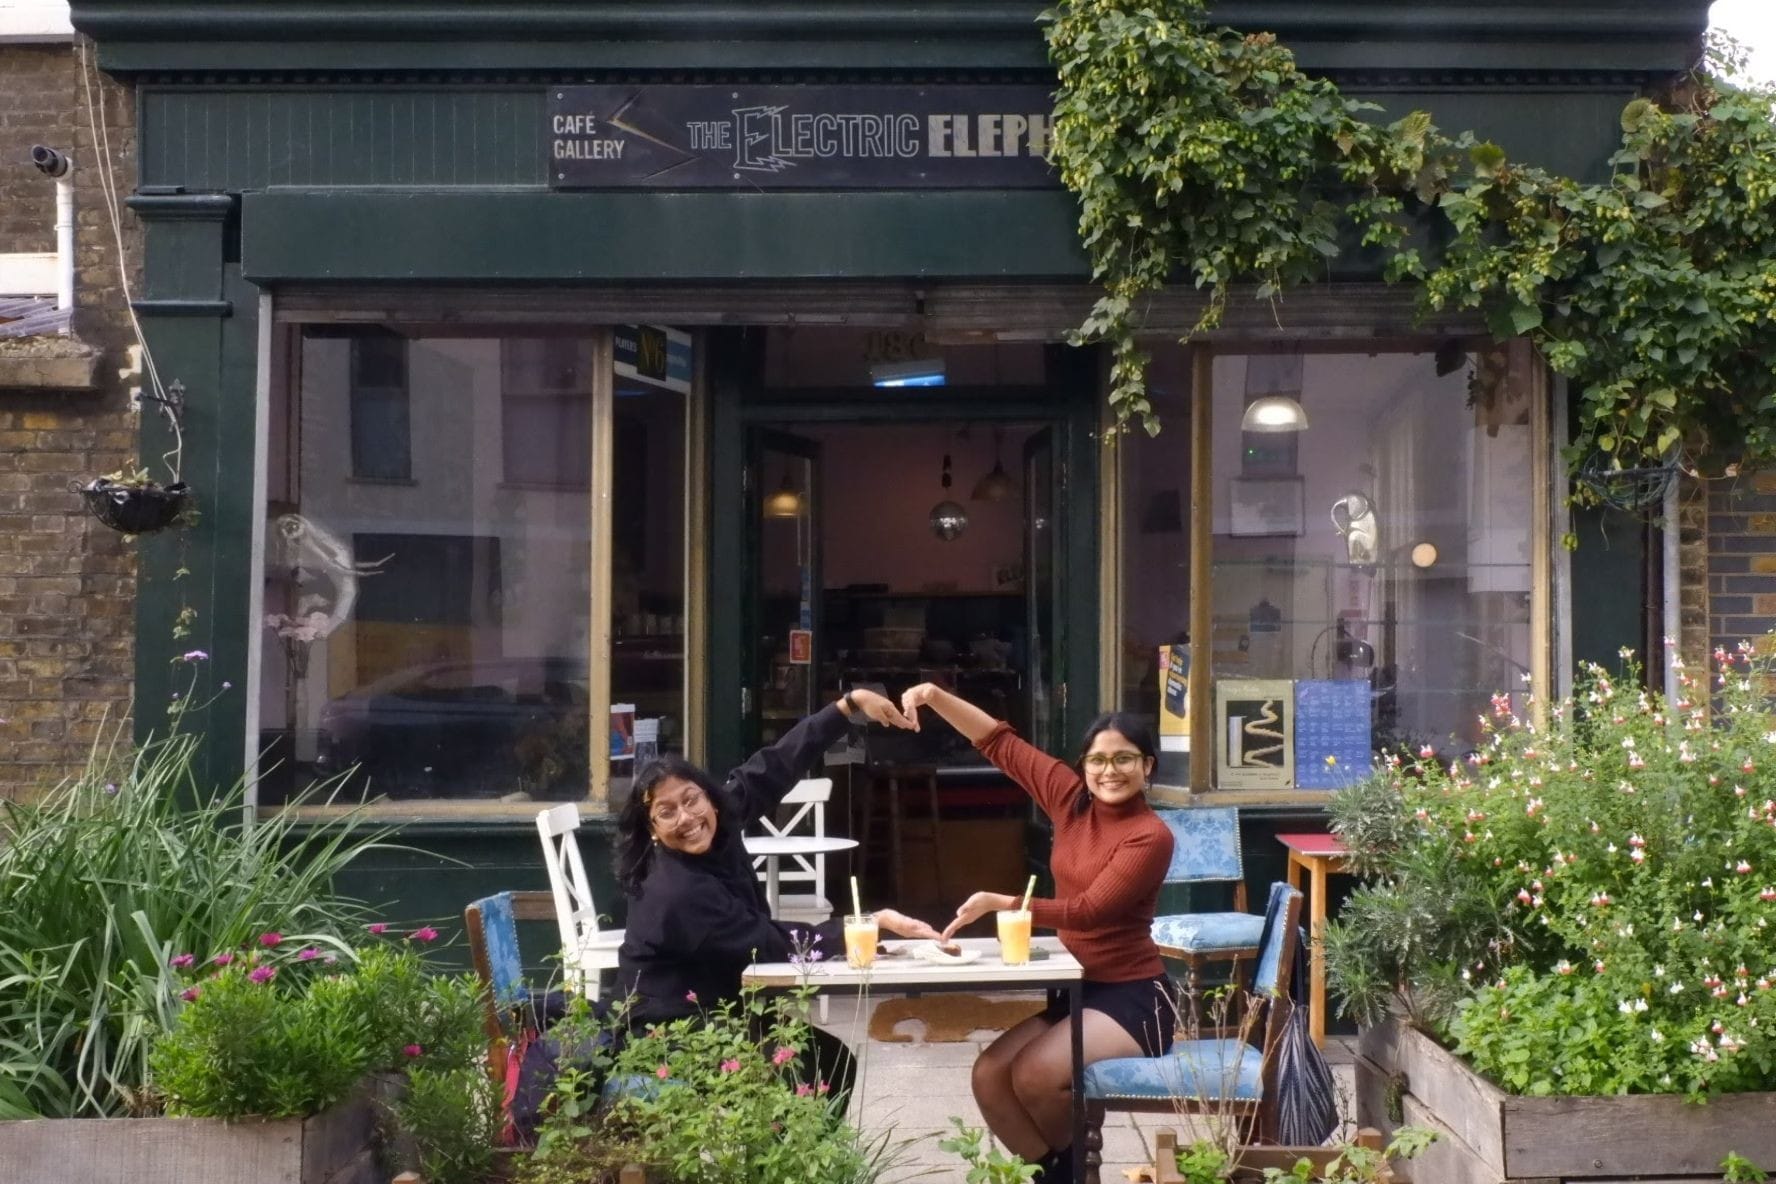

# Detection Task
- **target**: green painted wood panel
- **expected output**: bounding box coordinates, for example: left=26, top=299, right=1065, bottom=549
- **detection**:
left=148, top=84, right=1637, bottom=194
left=143, top=89, right=546, bottom=192
left=240, top=190, right=1090, bottom=282
left=74, top=1, right=1713, bottom=75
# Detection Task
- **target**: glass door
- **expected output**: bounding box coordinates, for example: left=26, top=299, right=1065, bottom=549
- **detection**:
left=745, top=429, right=823, bottom=751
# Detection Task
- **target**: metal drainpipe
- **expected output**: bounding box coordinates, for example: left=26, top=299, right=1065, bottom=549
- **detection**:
left=53, top=164, right=74, bottom=312
left=1663, top=477, right=1681, bottom=707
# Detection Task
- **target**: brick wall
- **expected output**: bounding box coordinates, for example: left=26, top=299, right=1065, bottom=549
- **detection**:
left=1706, top=472, right=1776, bottom=656
left=0, top=40, right=139, bottom=798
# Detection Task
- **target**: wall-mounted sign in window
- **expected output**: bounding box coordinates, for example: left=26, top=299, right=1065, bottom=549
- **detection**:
left=548, top=86, right=1058, bottom=189
left=1216, top=679, right=1296, bottom=790
left=613, top=324, right=692, bottom=394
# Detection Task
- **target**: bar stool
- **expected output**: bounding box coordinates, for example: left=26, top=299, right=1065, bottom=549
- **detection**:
left=857, top=764, right=946, bottom=905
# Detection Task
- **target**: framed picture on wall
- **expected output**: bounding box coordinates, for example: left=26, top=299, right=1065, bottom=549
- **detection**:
left=1228, top=477, right=1306, bottom=537
left=1216, top=678, right=1296, bottom=790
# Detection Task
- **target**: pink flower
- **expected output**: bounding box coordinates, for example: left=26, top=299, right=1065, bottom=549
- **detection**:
left=685, top=990, right=699, bottom=1004
left=367, top=922, right=390, bottom=935
left=655, top=1065, right=671, bottom=1080
left=720, top=1059, right=741, bottom=1074
left=169, top=953, right=195, bottom=969
left=409, top=927, right=439, bottom=943
left=180, top=986, right=201, bottom=1002
left=772, top=1046, right=797, bottom=1066
left=796, top=1083, right=813, bottom=1097
left=816, top=1081, right=830, bottom=1094
left=403, top=1044, right=424, bottom=1059
left=212, top=952, right=234, bottom=967
left=258, top=932, right=283, bottom=948
left=248, top=965, right=277, bottom=984
left=297, top=947, right=320, bottom=961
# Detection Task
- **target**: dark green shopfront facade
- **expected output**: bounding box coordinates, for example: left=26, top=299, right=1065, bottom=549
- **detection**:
left=73, top=1, right=1709, bottom=939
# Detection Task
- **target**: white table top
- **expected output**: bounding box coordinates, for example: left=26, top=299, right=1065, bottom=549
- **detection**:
left=742, top=835, right=859, bottom=856
left=742, top=935, right=1082, bottom=990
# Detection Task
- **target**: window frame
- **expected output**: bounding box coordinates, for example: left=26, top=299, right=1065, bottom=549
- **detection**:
left=248, top=309, right=707, bottom=820
left=1104, top=339, right=1554, bottom=802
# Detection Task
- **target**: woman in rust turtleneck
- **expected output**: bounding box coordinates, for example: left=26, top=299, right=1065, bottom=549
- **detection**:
left=900, top=683, right=1173, bottom=1181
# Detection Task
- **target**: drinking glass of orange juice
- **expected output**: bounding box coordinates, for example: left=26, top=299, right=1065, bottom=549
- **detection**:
left=844, top=913, right=879, bottom=968
left=996, top=908, right=1032, bottom=965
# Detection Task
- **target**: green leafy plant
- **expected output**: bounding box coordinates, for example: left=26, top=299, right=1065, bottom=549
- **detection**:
left=150, top=927, right=488, bottom=1120
left=1251, top=1127, right=1437, bottom=1183
left=1328, top=643, right=1776, bottom=1096
left=387, top=1066, right=504, bottom=1184
left=940, top=1117, right=1040, bottom=1183
left=1044, top=0, right=1776, bottom=484
left=1723, top=1151, right=1768, bottom=1183
left=523, top=985, right=906, bottom=1184
left=0, top=726, right=388, bottom=1118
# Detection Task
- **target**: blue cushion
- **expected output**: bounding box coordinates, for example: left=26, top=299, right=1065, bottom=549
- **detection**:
left=1152, top=911, right=1265, bottom=955
left=1155, top=807, right=1243, bottom=883
left=1252, top=882, right=1300, bottom=997
left=1084, top=1038, right=1264, bottom=1102
left=470, top=892, right=528, bottom=1014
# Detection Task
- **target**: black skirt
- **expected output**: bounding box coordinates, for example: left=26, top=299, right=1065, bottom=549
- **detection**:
left=1042, top=974, right=1175, bottom=1058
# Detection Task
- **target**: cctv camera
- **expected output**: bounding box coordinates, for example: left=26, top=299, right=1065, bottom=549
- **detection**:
left=30, top=146, right=70, bottom=178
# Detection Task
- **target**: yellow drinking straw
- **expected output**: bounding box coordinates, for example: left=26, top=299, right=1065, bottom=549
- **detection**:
left=851, top=875, right=863, bottom=918
left=1020, top=874, right=1036, bottom=913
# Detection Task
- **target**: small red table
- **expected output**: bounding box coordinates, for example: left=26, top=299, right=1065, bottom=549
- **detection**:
left=1276, top=832, right=1351, bottom=1048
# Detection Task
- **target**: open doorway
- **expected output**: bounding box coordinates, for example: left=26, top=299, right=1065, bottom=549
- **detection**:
left=733, top=329, right=1068, bottom=921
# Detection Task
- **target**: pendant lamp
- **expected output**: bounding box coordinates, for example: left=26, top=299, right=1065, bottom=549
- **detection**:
left=972, top=428, right=1016, bottom=502
left=929, top=452, right=968, bottom=540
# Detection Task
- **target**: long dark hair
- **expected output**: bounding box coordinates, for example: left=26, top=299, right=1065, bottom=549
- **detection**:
left=615, top=755, right=733, bottom=894
left=1070, top=712, right=1160, bottom=815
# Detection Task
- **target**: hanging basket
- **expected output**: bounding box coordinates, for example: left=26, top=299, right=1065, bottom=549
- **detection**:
left=76, top=477, right=192, bottom=535
left=1572, top=454, right=1679, bottom=513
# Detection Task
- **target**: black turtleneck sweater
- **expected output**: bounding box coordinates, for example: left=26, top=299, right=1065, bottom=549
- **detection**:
left=616, top=704, right=851, bottom=1026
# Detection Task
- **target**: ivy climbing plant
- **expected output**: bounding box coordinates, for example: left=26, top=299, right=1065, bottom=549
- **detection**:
left=1044, top=0, right=1776, bottom=484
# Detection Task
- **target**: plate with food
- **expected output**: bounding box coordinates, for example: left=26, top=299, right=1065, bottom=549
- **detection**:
left=910, top=941, right=981, bottom=966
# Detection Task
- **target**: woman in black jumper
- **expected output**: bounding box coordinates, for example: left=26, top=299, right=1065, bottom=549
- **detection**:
left=614, top=688, right=941, bottom=1103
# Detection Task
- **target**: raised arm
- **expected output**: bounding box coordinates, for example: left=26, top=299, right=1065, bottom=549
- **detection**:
left=725, top=688, right=913, bottom=827
left=902, top=682, right=1081, bottom=818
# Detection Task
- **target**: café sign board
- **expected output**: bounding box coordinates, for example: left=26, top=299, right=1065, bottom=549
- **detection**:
left=547, top=85, right=1058, bottom=189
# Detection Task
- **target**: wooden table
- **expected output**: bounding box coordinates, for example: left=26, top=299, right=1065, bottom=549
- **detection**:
left=1277, top=831, right=1351, bottom=1048
left=741, top=834, right=859, bottom=918
left=744, top=935, right=1087, bottom=1184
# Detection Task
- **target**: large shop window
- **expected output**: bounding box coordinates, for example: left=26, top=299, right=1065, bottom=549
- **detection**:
left=1118, top=345, right=1539, bottom=793
left=260, top=324, right=692, bottom=811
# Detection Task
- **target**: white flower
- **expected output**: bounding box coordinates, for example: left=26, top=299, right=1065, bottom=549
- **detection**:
left=1650, top=1029, right=1665, bottom=1043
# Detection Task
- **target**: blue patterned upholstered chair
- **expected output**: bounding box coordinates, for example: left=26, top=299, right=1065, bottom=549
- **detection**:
left=1151, top=807, right=1265, bottom=1014
left=464, top=890, right=558, bottom=1076
left=1081, top=881, right=1305, bottom=1184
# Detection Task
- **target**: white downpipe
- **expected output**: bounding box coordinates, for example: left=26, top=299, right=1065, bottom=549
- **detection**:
left=1663, top=477, right=1681, bottom=707
left=53, top=166, right=74, bottom=311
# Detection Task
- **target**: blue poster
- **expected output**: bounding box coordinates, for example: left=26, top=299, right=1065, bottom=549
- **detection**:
left=1293, top=679, right=1371, bottom=789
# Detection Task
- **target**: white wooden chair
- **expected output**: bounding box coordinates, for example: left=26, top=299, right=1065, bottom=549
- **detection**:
left=750, top=778, right=835, bottom=925
left=535, top=803, right=624, bottom=1000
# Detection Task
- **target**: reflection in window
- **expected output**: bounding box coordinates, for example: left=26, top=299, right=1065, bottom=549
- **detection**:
left=1208, top=350, right=1532, bottom=773
left=261, top=328, right=595, bottom=806
left=348, top=331, right=411, bottom=481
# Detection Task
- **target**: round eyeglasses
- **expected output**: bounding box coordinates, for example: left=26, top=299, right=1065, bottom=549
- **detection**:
left=1082, top=751, right=1144, bottom=772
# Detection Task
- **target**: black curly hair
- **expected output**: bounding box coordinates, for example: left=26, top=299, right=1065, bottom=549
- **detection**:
left=614, top=755, right=735, bottom=894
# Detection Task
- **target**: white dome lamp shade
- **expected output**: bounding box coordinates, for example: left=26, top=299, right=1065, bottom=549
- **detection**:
left=1240, top=393, right=1310, bottom=432
left=1240, top=353, right=1309, bottom=433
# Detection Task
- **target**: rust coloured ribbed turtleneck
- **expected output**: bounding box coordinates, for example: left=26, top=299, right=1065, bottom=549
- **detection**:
left=976, top=722, right=1172, bottom=982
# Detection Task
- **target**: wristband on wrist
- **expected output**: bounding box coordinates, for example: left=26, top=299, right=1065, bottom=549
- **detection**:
left=842, top=690, right=861, bottom=718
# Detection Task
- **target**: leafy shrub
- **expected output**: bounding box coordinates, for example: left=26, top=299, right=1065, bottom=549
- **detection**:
left=387, top=1066, right=504, bottom=1184
left=1328, top=644, right=1776, bottom=1096
left=150, top=929, right=488, bottom=1120
left=0, top=729, right=385, bottom=1117
left=522, top=988, right=905, bottom=1184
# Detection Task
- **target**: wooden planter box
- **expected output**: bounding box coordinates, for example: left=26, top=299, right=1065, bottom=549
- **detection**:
left=1152, top=1129, right=1393, bottom=1183
left=1356, top=1017, right=1776, bottom=1183
left=0, top=1085, right=385, bottom=1184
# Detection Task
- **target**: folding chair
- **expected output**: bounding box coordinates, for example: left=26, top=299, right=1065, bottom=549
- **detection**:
left=536, top=803, right=624, bottom=999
